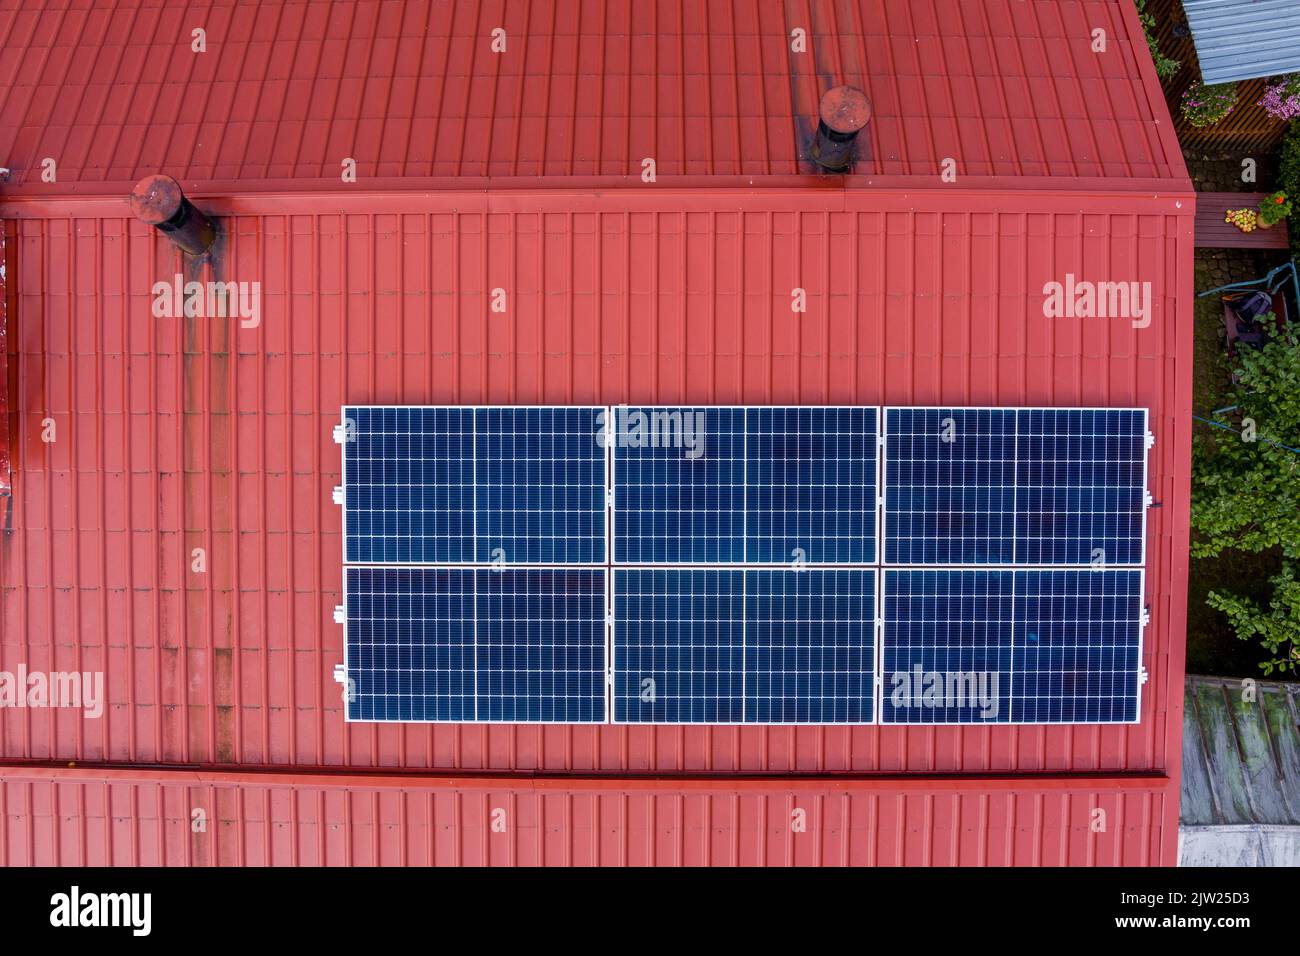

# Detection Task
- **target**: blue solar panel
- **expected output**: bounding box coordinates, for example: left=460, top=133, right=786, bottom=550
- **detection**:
left=344, top=567, right=606, bottom=722
left=884, top=408, right=1016, bottom=564
left=612, top=568, right=875, bottom=723
left=344, top=407, right=476, bottom=564
left=612, top=408, right=747, bottom=563
left=342, top=406, right=605, bottom=564
left=883, top=408, right=1147, bottom=566
left=880, top=569, right=1014, bottom=724
left=745, top=408, right=878, bottom=564
left=475, top=407, right=606, bottom=564
left=880, top=569, right=1142, bottom=725
left=1013, top=569, right=1142, bottom=722
left=613, top=406, right=878, bottom=564
left=1016, top=409, right=1147, bottom=565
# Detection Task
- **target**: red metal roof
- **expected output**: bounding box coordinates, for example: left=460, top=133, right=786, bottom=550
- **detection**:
left=0, top=767, right=1171, bottom=866
left=0, top=0, right=1181, bottom=190
left=0, top=0, right=1193, bottom=865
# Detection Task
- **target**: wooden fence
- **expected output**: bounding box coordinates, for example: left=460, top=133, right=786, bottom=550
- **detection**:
left=1144, top=0, right=1290, bottom=157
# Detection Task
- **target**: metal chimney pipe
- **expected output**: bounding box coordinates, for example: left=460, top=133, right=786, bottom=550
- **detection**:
left=811, top=85, right=871, bottom=172
left=129, top=174, right=216, bottom=255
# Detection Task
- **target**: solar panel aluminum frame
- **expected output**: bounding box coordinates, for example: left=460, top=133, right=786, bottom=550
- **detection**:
left=609, top=566, right=879, bottom=726
left=608, top=405, right=882, bottom=568
left=341, top=564, right=609, bottom=724
left=339, top=405, right=611, bottom=568
left=879, top=406, right=1151, bottom=569
left=876, top=566, right=1147, bottom=726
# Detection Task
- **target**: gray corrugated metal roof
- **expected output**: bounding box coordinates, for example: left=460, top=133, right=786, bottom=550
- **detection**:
left=1180, top=675, right=1300, bottom=865
left=1180, top=824, right=1300, bottom=866
left=1181, top=675, right=1300, bottom=826
left=1183, top=0, right=1300, bottom=84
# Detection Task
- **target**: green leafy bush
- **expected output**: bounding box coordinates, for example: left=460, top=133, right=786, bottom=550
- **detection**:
left=1258, top=191, right=1293, bottom=226
left=1280, top=121, right=1300, bottom=261
left=1281, top=122, right=1300, bottom=197
left=1192, top=330, right=1300, bottom=672
left=1135, top=0, right=1181, bottom=78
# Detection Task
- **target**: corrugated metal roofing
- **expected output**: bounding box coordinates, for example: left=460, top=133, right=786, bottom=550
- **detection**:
left=0, top=767, right=1170, bottom=866
left=1180, top=675, right=1300, bottom=828
left=0, top=0, right=1194, bottom=865
left=0, top=192, right=1194, bottom=777
left=1179, top=675, right=1300, bottom=866
left=0, top=0, right=1182, bottom=190
left=1182, top=0, right=1300, bottom=85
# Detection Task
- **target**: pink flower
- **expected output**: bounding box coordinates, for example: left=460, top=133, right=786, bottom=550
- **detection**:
left=1257, top=78, right=1300, bottom=120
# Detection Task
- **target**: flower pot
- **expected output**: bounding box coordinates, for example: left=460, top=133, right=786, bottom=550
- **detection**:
left=1256, top=220, right=1275, bottom=229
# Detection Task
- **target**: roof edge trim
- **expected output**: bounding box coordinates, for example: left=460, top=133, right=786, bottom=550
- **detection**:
left=0, top=186, right=1198, bottom=221
left=0, top=173, right=1195, bottom=204
left=0, top=762, right=1172, bottom=793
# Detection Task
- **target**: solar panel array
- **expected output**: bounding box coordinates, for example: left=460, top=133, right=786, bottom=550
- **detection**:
left=339, top=405, right=1150, bottom=726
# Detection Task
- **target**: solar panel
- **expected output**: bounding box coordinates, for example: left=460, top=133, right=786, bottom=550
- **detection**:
left=1013, top=569, right=1143, bottom=722
left=475, top=567, right=607, bottom=722
left=342, top=406, right=606, bottom=564
left=612, top=406, right=878, bottom=564
left=880, top=568, right=1143, bottom=724
left=611, top=408, right=746, bottom=563
left=745, top=408, right=878, bottom=564
left=612, top=568, right=875, bottom=723
left=883, top=407, right=1147, bottom=566
left=1016, top=409, right=1148, bottom=565
left=884, top=408, right=1016, bottom=564
left=343, top=566, right=606, bottom=722
left=343, top=407, right=476, bottom=564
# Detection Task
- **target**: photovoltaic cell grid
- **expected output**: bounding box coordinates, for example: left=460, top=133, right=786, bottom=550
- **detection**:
left=342, top=406, right=605, bottom=564
left=880, top=569, right=1142, bottom=724
left=612, top=408, right=746, bottom=563
left=883, top=408, right=1147, bottom=566
left=344, top=567, right=606, bottom=722
left=613, top=569, right=876, bottom=723
left=881, top=569, right=1012, bottom=725
left=613, top=406, right=878, bottom=564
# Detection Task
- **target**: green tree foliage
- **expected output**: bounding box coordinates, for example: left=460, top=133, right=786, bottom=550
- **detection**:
left=1192, top=329, right=1300, bottom=557
left=1207, top=563, right=1300, bottom=675
left=1192, top=330, right=1300, bottom=672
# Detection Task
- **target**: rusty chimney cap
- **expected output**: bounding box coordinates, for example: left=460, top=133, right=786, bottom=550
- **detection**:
left=129, top=174, right=185, bottom=225
left=818, top=85, right=871, bottom=135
